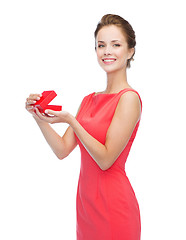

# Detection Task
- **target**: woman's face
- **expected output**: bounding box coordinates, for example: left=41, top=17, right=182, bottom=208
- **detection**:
left=95, top=25, right=134, bottom=74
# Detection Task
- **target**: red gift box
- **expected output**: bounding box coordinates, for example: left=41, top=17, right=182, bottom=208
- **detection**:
left=34, top=90, right=62, bottom=113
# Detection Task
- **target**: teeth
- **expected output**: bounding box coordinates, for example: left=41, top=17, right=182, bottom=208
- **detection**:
left=103, top=59, right=115, bottom=62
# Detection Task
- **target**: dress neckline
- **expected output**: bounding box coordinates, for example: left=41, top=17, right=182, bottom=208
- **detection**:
left=93, top=88, right=133, bottom=97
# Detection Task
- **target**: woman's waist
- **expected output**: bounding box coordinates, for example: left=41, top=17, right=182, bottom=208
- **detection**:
left=77, top=170, right=138, bottom=205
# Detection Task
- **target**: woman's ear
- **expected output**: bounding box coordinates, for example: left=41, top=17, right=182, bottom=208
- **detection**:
left=127, top=48, right=135, bottom=60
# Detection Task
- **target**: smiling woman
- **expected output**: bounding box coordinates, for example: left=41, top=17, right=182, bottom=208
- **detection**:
left=25, top=14, right=142, bottom=240
left=95, top=14, right=136, bottom=68
left=95, top=25, right=135, bottom=75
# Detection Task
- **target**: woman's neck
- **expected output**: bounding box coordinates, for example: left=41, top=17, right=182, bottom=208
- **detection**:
left=104, top=70, right=131, bottom=94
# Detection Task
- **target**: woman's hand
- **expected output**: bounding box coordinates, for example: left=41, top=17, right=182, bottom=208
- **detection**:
left=25, top=93, right=73, bottom=125
left=35, top=108, right=72, bottom=124
left=25, top=93, right=77, bottom=159
left=25, top=93, right=41, bottom=112
left=25, top=93, right=43, bottom=122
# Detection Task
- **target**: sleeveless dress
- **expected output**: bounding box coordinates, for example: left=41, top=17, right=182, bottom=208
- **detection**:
left=75, top=88, right=142, bottom=240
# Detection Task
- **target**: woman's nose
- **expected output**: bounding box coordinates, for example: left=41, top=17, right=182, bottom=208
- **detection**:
left=104, top=45, right=112, bottom=55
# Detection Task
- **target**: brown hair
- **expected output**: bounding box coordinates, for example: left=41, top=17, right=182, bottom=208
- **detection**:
left=94, top=14, right=136, bottom=68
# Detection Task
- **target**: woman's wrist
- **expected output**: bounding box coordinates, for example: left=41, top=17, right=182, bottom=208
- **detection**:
left=33, top=115, right=47, bottom=126
left=67, top=113, right=76, bottom=126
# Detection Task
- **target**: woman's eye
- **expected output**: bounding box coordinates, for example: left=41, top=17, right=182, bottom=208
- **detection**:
left=113, top=44, right=120, bottom=47
left=98, top=44, right=105, bottom=48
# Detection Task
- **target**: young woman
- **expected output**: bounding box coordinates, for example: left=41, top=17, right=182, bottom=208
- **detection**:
left=26, top=14, right=142, bottom=240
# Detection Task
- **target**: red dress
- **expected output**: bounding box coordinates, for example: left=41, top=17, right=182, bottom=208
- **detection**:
left=75, top=88, right=142, bottom=240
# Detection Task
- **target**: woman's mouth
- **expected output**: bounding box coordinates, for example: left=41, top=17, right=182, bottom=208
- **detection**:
left=102, top=58, right=116, bottom=64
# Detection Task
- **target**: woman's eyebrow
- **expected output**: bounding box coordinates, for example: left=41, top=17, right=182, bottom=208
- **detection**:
left=97, top=40, right=121, bottom=43
left=111, top=40, right=122, bottom=42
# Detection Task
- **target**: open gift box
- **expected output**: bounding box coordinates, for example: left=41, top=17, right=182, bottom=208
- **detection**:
left=33, top=90, right=62, bottom=113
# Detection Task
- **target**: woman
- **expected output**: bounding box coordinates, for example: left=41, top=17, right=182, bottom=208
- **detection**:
left=26, top=14, right=142, bottom=240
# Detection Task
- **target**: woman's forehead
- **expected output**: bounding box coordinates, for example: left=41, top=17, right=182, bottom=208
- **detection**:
left=96, top=25, right=127, bottom=42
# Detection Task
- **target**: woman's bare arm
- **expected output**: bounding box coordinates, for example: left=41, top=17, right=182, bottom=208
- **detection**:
left=25, top=93, right=78, bottom=160
left=36, top=91, right=141, bottom=170
left=35, top=122, right=77, bottom=159
left=68, top=91, right=141, bottom=170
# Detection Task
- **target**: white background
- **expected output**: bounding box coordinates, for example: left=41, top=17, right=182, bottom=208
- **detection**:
left=0, top=0, right=186, bottom=239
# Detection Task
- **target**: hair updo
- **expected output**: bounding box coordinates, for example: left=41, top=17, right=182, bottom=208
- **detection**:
left=94, top=14, right=136, bottom=68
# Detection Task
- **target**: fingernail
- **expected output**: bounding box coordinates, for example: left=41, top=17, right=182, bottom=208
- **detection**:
left=45, top=110, right=48, bottom=114
left=36, top=97, right=40, bottom=100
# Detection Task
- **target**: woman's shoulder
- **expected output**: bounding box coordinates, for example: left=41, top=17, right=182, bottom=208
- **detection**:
left=79, top=92, right=95, bottom=108
left=81, top=92, right=95, bottom=101
left=118, top=88, right=142, bottom=112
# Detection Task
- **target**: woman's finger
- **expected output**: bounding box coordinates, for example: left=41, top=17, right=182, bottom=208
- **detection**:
left=44, top=109, right=60, bottom=116
left=26, top=99, right=36, bottom=105
left=29, top=93, right=42, bottom=99
left=26, top=94, right=42, bottom=104
left=35, top=108, right=54, bottom=123
left=25, top=93, right=42, bottom=109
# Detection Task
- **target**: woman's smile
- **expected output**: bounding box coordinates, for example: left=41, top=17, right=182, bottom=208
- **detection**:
left=96, top=25, right=134, bottom=74
left=102, top=58, right=117, bottom=64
